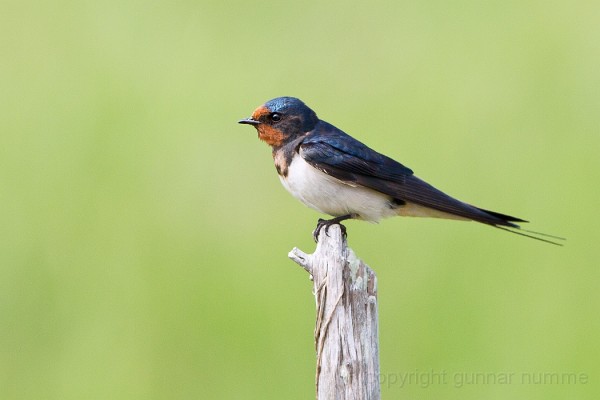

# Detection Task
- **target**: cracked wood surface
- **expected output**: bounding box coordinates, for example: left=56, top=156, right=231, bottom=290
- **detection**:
left=289, top=225, right=380, bottom=400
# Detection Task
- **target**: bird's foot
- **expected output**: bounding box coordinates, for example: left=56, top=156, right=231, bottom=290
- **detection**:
left=312, top=214, right=355, bottom=242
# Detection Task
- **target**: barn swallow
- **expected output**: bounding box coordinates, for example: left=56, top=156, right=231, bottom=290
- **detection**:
left=239, top=97, right=563, bottom=245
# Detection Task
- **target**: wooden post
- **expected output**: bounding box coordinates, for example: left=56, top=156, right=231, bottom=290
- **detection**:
left=288, top=225, right=380, bottom=400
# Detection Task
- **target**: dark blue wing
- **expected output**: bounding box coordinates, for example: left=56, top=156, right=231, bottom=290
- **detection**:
left=300, top=121, right=523, bottom=227
left=300, top=121, right=413, bottom=181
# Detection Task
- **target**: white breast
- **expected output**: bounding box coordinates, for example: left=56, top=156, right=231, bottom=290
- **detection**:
left=279, top=155, right=398, bottom=222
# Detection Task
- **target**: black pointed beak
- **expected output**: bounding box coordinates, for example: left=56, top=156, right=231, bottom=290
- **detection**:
left=238, top=118, right=259, bottom=126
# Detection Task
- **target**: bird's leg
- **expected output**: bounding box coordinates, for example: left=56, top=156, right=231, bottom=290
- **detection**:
left=313, top=214, right=356, bottom=242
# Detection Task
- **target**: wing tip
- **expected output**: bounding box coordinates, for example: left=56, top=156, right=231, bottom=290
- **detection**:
left=477, top=207, right=528, bottom=225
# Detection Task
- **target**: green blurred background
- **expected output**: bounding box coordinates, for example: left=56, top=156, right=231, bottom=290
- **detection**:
left=1, top=1, right=598, bottom=399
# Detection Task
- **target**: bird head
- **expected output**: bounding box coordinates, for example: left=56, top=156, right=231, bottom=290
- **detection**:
left=239, top=97, right=318, bottom=147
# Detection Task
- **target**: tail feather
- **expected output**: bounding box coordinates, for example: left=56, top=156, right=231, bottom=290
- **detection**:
left=475, top=207, right=565, bottom=246
left=494, top=225, right=566, bottom=246
left=353, top=173, right=564, bottom=245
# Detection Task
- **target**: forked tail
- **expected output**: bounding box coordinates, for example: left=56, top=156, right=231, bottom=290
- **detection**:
left=477, top=207, right=565, bottom=246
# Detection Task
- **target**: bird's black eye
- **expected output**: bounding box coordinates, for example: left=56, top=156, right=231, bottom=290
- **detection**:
left=270, top=113, right=281, bottom=122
